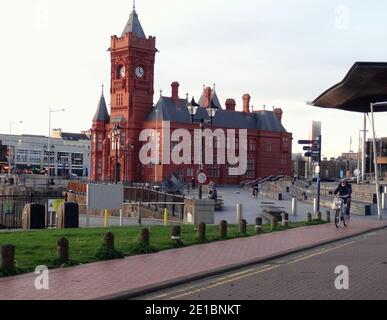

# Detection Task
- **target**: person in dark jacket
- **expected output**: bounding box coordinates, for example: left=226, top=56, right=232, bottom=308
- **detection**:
left=334, top=179, right=352, bottom=215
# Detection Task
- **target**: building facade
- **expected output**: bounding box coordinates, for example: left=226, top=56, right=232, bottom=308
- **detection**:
left=90, top=7, right=293, bottom=184
left=0, top=132, right=90, bottom=177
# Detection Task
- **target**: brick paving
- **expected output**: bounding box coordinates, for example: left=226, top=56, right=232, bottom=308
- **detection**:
left=0, top=219, right=386, bottom=300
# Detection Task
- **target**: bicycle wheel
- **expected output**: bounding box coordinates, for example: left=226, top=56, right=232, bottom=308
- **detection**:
left=335, top=209, right=342, bottom=228
left=343, top=214, right=350, bottom=227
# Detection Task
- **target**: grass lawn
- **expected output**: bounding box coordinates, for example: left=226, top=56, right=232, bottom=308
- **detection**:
left=0, top=219, right=325, bottom=277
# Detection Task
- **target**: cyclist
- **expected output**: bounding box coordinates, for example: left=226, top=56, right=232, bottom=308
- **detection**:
left=334, top=179, right=352, bottom=216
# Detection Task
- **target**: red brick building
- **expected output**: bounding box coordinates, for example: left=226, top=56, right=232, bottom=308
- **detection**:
left=90, top=7, right=293, bottom=184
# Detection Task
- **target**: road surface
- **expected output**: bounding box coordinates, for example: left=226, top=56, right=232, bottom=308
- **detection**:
left=137, top=228, right=387, bottom=300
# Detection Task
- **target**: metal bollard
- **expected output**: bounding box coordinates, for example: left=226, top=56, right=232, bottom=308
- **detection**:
left=326, top=211, right=331, bottom=223
left=237, top=204, right=243, bottom=224
left=282, top=213, right=289, bottom=227
left=292, top=198, right=298, bottom=216
left=255, top=217, right=263, bottom=234
left=313, top=198, right=318, bottom=214
left=307, top=213, right=312, bottom=223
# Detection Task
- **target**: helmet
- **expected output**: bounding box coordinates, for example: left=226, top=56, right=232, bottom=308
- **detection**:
left=340, top=179, right=348, bottom=185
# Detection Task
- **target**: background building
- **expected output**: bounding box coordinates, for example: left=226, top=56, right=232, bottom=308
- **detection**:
left=90, top=7, right=293, bottom=185
left=366, top=137, right=387, bottom=179
left=0, top=131, right=90, bottom=177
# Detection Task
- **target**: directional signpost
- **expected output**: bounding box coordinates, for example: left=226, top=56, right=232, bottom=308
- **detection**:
left=299, top=136, right=322, bottom=213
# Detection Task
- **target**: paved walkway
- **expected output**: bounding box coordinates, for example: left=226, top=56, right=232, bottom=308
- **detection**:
left=1, top=218, right=386, bottom=300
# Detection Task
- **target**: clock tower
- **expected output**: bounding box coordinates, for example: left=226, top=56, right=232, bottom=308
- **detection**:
left=106, top=5, right=157, bottom=182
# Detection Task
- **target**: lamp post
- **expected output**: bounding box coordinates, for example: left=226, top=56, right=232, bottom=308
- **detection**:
left=187, top=97, right=218, bottom=199
left=8, top=121, right=23, bottom=179
left=370, top=101, right=387, bottom=220
left=48, top=108, right=65, bottom=185
left=113, top=124, right=121, bottom=184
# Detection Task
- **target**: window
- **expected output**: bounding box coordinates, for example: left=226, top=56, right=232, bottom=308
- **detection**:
left=97, top=133, right=103, bottom=152
left=71, top=153, right=83, bottom=166
left=207, top=164, right=220, bottom=178
left=245, top=159, right=256, bottom=179
left=97, top=159, right=102, bottom=175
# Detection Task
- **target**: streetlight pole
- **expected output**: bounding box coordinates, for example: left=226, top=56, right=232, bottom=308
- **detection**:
left=370, top=101, right=387, bottom=220
left=187, top=97, right=218, bottom=200
left=113, top=124, right=121, bottom=184
left=48, top=108, right=65, bottom=185
left=8, top=121, right=23, bottom=179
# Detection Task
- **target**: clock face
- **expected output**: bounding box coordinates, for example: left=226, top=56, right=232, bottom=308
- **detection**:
left=119, top=66, right=126, bottom=78
left=135, top=66, right=145, bottom=79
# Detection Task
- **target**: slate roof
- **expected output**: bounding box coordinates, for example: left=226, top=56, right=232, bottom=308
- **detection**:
left=60, top=133, right=90, bottom=141
left=93, top=91, right=110, bottom=122
left=146, top=96, right=287, bottom=132
left=121, top=10, right=146, bottom=39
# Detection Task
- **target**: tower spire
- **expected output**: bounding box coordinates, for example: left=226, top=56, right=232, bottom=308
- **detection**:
left=133, top=0, right=136, bottom=11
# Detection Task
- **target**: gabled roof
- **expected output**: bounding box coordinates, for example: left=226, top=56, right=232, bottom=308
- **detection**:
left=121, top=9, right=146, bottom=39
left=146, top=96, right=287, bottom=132
left=93, top=91, right=110, bottom=122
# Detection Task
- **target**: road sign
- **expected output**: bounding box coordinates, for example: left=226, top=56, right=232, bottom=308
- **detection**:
left=298, top=140, right=314, bottom=144
left=3, top=202, right=13, bottom=215
left=197, top=172, right=208, bottom=185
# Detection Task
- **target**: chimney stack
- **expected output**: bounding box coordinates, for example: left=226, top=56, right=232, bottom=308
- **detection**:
left=242, top=94, right=251, bottom=113
left=204, top=87, right=212, bottom=108
left=171, top=82, right=180, bottom=103
left=273, top=108, right=283, bottom=122
left=225, top=99, right=236, bottom=111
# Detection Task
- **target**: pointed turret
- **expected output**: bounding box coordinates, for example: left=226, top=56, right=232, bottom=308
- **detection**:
left=93, top=86, right=110, bottom=122
left=121, top=3, right=146, bottom=39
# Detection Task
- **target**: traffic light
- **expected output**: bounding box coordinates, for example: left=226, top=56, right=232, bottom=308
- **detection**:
left=298, top=136, right=322, bottom=164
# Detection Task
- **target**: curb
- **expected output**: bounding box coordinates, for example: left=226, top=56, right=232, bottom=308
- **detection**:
left=98, top=223, right=387, bottom=300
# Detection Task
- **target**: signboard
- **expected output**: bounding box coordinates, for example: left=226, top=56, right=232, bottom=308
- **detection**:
left=197, top=172, right=208, bottom=185
left=48, top=199, right=65, bottom=213
left=87, top=183, right=124, bottom=210
left=3, top=202, right=13, bottom=215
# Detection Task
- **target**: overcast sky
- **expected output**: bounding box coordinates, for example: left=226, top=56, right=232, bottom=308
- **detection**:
left=1, top=0, right=387, bottom=158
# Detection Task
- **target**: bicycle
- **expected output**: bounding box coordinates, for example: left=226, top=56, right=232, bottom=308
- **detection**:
left=333, top=196, right=350, bottom=228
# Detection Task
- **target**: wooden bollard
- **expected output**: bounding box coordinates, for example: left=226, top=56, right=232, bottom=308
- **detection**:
left=240, top=219, right=247, bottom=235
left=326, top=211, right=331, bottom=223
left=255, top=217, right=263, bottom=234
left=0, top=245, right=15, bottom=271
left=282, top=213, right=289, bottom=227
left=271, top=216, right=278, bottom=230
left=171, top=226, right=182, bottom=241
left=140, top=228, right=150, bottom=247
left=307, top=213, right=312, bottom=223
left=197, top=222, right=206, bottom=242
left=316, top=211, right=322, bottom=221
left=219, top=220, right=228, bottom=239
left=57, top=237, right=69, bottom=261
left=104, top=232, right=115, bottom=250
